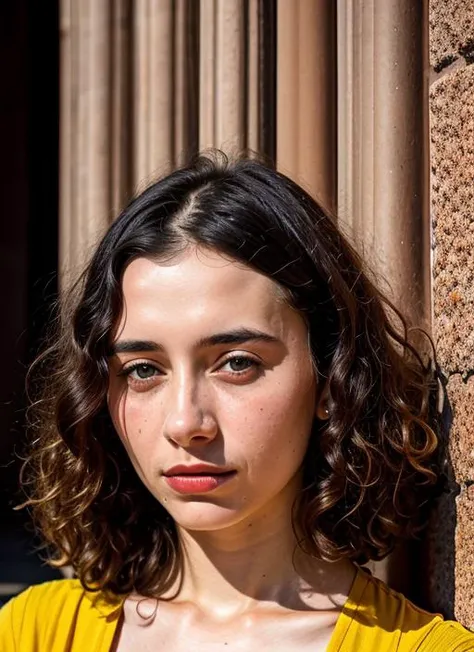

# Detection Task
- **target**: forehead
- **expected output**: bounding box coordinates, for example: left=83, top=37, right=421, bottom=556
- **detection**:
left=117, top=248, right=294, bottom=339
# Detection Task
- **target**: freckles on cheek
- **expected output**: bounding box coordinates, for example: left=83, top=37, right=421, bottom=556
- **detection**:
left=255, top=383, right=311, bottom=424
left=110, top=393, right=148, bottom=446
left=249, top=382, right=314, bottom=450
left=124, top=401, right=150, bottom=440
left=116, top=402, right=156, bottom=479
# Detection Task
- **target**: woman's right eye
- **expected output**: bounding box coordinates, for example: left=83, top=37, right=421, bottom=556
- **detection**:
left=129, top=364, right=158, bottom=380
left=119, top=363, right=162, bottom=386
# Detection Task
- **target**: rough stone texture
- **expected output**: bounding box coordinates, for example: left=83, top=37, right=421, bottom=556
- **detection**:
left=455, top=486, right=474, bottom=629
left=431, top=65, right=474, bottom=373
left=430, top=0, right=474, bottom=71
left=446, top=374, right=474, bottom=482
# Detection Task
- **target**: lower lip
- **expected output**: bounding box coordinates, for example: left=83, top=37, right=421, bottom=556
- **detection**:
left=164, top=472, right=236, bottom=494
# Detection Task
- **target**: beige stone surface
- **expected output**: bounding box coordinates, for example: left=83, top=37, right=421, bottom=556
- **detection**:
left=446, top=375, right=474, bottom=482
left=455, top=486, right=474, bottom=628
left=430, top=0, right=474, bottom=70
left=431, top=65, right=474, bottom=373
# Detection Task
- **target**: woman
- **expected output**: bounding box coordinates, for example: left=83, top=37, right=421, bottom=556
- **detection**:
left=1, top=153, right=473, bottom=651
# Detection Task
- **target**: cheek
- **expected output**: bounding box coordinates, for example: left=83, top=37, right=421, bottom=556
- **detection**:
left=108, top=386, right=161, bottom=459
left=226, top=370, right=316, bottom=461
left=110, top=395, right=166, bottom=494
left=257, top=365, right=316, bottom=426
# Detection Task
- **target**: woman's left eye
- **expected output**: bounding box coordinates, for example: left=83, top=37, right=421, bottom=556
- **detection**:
left=219, top=356, right=260, bottom=374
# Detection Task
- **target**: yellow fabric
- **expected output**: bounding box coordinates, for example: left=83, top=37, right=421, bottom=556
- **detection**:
left=1, top=568, right=473, bottom=651
left=327, top=568, right=474, bottom=651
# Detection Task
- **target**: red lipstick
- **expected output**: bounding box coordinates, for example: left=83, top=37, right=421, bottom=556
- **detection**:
left=163, top=464, right=236, bottom=494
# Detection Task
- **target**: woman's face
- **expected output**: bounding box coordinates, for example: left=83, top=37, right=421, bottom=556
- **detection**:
left=108, top=247, right=323, bottom=534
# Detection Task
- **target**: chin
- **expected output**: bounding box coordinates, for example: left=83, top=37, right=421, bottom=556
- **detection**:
left=160, top=499, right=250, bottom=533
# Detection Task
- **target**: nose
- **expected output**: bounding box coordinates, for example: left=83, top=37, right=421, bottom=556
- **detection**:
left=162, top=371, right=218, bottom=448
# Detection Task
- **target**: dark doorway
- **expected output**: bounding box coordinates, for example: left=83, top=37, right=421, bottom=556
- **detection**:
left=0, top=1, right=61, bottom=602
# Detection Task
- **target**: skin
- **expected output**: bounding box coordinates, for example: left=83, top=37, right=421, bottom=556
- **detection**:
left=107, top=247, right=356, bottom=652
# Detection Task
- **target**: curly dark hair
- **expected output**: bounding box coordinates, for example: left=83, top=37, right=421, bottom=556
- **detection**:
left=22, top=151, right=439, bottom=597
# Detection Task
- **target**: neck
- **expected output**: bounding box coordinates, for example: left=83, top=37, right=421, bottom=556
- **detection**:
left=163, top=481, right=355, bottom=618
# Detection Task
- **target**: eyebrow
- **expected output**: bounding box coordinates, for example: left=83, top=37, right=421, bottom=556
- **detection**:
left=108, top=328, right=280, bottom=356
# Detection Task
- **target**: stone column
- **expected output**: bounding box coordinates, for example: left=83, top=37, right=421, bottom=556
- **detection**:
left=198, top=0, right=276, bottom=157
left=337, top=0, right=428, bottom=325
left=59, top=0, right=199, bottom=275
left=59, top=0, right=114, bottom=279
left=133, top=0, right=174, bottom=185
left=337, top=0, right=428, bottom=594
left=199, top=0, right=245, bottom=152
left=429, top=0, right=474, bottom=629
left=60, top=0, right=275, bottom=276
left=276, top=0, right=337, bottom=213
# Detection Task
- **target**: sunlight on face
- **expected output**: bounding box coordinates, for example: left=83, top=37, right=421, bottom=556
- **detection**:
left=107, top=247, right=319, bottom=534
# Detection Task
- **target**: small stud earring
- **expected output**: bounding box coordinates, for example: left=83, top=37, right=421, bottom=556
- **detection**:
left=324, top=407, right=329, bottom=417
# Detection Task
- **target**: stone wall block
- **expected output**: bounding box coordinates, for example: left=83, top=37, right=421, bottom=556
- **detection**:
left=430, top=0, right=474, bottom=70
left=431, top=65, right=474, bottom=373
left=446, top=374, right=474, bottom=482
left=455, top=486, right=474, bottom=628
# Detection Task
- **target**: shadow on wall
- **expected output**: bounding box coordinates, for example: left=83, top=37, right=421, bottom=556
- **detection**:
left=421, top=368, right=456, bottom=619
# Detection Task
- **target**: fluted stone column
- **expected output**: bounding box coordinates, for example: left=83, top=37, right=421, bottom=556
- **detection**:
left=336, top=0, right=430, bottom=596
left=337, top=0, right=428, bottom=325
left=60, top=0, right=275, bottom=276
left=60, top=0, right=114, bottom=278
left=133, top=0, right=174, bottom=186
left=276, top=0, right=337, bottom=214
left=59, top=0, right=200, bottom=275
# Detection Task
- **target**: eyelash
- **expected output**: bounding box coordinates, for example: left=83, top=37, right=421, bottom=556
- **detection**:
left=119, top=361, right=162, bottom=384
left=119, top=354, right=262, bottom=387
left=219, top=355, right=261, bottom=375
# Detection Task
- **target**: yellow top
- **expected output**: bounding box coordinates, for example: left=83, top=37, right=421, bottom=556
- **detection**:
left=1, top=568, right=473, bottom=651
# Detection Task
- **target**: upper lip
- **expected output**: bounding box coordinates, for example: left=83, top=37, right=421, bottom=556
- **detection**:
left=163, top=464, right=234, bottom=477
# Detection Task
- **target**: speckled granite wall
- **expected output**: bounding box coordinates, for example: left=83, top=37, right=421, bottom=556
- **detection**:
left=430, top=0, right=474, bottom=628
left=430, top=0, right=474, bottom=71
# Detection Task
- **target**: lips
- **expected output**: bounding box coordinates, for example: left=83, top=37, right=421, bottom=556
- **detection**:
left=163, top=463, right=234, bottom=477
left=163, top=464, right=236, bottom=494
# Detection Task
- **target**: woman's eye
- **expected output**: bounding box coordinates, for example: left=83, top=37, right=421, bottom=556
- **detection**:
left=220, top=356, right=259, bottom=374
left=125, top=363, right=160, bottom=381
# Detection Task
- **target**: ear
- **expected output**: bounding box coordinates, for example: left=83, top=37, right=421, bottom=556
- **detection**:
left=315, top=382, right=330, bottom=420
